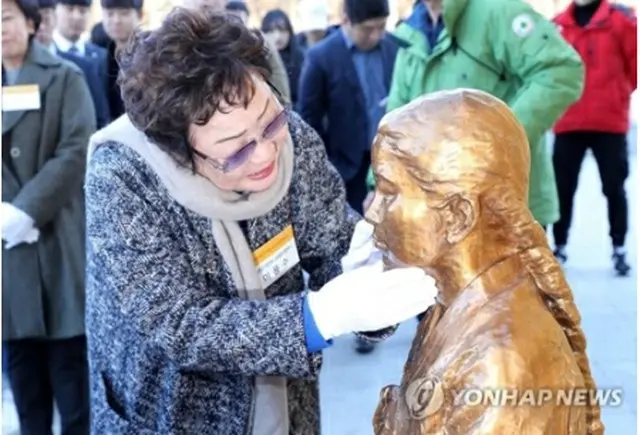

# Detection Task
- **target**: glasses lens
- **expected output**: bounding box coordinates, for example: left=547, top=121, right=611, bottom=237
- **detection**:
left=263, top=110, right=288, bottom=139
left=225, top=141, right=258, bottom=172
left=217, top=109, right=287, bottom=173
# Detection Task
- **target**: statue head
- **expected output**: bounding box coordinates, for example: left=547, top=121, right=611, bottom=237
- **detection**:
left=366, top=89, right=534, bottom=273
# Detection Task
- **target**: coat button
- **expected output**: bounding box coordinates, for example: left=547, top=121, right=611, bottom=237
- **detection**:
left=10, top=147, right=20, bottom=158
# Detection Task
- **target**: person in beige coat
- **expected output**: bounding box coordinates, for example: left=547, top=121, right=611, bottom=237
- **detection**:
left=2, top=0, right=96, bottom=433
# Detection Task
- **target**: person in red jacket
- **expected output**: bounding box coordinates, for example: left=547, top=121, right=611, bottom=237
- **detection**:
left=553, top=0, right=636, bottom=276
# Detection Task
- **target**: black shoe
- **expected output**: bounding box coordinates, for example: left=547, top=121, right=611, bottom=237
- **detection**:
left=613, top=252, right=631, bottom=277
left=354, top=337, right=376, bottom=354
left=553, top=246, right=568, bottom=264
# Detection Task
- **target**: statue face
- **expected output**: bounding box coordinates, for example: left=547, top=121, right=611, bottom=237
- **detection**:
left=365, top=130, right=449, bottom=270
left=366, top=89, right=531, bottom=272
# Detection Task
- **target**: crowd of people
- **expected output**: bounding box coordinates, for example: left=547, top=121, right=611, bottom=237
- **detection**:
left=1, top=0, right=636, bottom=433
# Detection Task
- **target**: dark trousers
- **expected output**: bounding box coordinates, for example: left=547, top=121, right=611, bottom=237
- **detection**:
left=345, top=152, right=372, bottom=215
left=552, top=131, right=629, bottom=247
left=5, top=336, right=90, bottom=435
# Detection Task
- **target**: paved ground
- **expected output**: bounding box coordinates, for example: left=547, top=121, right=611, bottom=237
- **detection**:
left=2, top=142, right=637, bottom=434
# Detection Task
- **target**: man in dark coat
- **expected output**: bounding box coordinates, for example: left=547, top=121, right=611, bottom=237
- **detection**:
left=297, top=0, right=406, bottom=354
left=298, top=0, right=403, bottom=215
left=36, top=0, right=110, bottom=127
left=53, top=0, right=110, bottom=124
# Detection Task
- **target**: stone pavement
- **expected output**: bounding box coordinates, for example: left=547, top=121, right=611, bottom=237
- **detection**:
left=2, top=149, right=637, bottom=434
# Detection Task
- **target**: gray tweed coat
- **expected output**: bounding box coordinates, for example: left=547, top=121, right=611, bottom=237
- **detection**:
left=85, top=113, right=395, bottom=434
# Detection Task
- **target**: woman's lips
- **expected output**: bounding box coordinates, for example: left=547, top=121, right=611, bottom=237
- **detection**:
left=248, top=161, right=276, bottom=180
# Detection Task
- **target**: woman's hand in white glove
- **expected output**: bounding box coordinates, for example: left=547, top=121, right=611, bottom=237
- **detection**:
left=306, top=261, right=437, bottom=341
left=1, top=202, right=39, bottom=249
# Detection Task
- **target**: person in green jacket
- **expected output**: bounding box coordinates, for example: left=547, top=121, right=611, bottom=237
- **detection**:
left=366, top=0, right=585, bottom=227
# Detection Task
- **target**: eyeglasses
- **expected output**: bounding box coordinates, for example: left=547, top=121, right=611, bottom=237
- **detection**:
left=194, top=108, right=289, bottom=174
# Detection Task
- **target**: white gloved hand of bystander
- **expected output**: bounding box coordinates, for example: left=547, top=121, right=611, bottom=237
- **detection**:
left=1, top=202, right=40, bottom=249
left=307, top=261, right=437, bottom=341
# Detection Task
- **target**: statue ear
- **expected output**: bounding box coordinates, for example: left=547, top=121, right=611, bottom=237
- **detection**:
left=442, top=194, right=475, bottom=245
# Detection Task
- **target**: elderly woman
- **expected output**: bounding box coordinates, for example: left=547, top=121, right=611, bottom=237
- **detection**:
left=2, top=0, right=96, bottom=433
left=85, top=7, right=435, bottom=435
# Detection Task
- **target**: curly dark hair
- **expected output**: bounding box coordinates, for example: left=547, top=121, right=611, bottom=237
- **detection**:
left=117, top=7, right=272, bottom=169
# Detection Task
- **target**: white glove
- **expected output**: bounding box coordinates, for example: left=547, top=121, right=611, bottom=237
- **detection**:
left=1, top=202, right=40, bottom=249
left=307, top=261, right=438, bottom=341
left=341, top=220, right=381, bottom=273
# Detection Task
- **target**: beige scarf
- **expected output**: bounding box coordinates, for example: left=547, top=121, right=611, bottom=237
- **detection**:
left=87, top=115, right=294, bottom=435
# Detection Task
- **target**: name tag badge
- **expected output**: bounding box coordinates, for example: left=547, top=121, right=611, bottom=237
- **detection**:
left=253, top=225, right=300, bottom=289
left=2, top=84, right=41, bottom=112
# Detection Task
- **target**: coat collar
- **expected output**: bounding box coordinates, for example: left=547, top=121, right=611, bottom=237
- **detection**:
left=397, top=0, right=468, bottom=61
left=405, top=0, right=469, bottom=35
left=2, top=42, right=61, bottom=135
left=442, top=0, right=469, bottom=32
left=556, top=0, right=613, bottom=27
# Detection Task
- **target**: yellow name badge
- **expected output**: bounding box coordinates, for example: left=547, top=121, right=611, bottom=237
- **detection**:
left=253, top=225, right=300, bottom=289
left=2, top=84, right=41, bottom=112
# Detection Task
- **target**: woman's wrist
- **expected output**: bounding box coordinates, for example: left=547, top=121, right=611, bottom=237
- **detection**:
left=302, top=294, right=333, bottom=353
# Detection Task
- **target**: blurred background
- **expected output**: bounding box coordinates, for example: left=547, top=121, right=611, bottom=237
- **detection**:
left=85, top=0, right=637, bottom=29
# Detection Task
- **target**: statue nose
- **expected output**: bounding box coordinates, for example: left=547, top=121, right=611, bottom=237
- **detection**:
left=364, top=193, right=384, bottom=224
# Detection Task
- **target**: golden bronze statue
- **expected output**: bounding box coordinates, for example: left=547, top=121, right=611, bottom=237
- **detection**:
left=367, top=89, right=603, bottom=435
